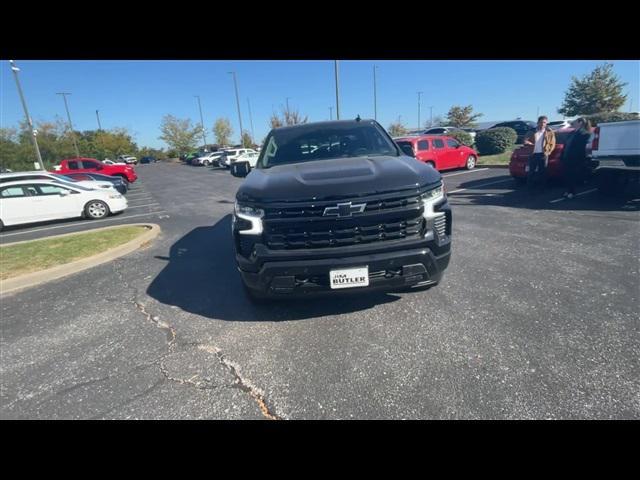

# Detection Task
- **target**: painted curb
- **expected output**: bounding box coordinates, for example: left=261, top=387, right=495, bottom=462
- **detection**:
left=0, top=223, right=161, bottom=297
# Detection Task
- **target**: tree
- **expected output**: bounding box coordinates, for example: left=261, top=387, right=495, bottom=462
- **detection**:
left=159, top=115, right=200, bottom=154
left=270, top=105, right=308, bottom=129
left=213, top=118, right=233, bottom=146
left=425, top=115, right=446, bottom=128
left=241, top=131, right=253, bottom=148
left=445, top=105, right=483, bottom=128
left=388, top=116, right=407, bottom=137
left=558, top=63, right=628, bottom=116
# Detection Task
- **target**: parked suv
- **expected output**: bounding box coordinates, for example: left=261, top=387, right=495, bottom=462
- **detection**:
left=230, top=119, right=452, bottom=300
left=394, top=135, right=478, bottom=171
left=219, top=148, right=257, bottom=168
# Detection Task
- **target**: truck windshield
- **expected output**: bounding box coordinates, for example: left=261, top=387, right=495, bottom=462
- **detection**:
left=258, top=122, right=399, bottom=168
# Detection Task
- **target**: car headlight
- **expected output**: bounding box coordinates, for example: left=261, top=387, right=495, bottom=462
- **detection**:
left=108, top=193, right=124, bottom=199
left=234, top=202, right=264, bottom=235
left=422, top=183, right=445, bottom=219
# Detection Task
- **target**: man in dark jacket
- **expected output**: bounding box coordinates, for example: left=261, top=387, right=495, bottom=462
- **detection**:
left=561, top=117, right=592, bottom=199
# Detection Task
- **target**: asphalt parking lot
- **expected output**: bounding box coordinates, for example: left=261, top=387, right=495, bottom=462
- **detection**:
left=1, top=161, right=638, bottom=419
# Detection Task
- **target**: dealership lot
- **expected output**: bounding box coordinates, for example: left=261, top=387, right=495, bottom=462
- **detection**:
left=1, top=162, right=638, bottom=419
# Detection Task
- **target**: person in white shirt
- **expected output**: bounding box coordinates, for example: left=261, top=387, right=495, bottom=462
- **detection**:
left=523, top=116, right=556, bottom=188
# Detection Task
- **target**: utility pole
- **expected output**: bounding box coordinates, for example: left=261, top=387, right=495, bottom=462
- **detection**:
left=334, top=60, right=340, bottom=120
left=228, top=71, right=244, bottom=146
left=373, top=65, right=378, bottom=121
left=329, top=106, right=333, bottom=120
left=9, top=60, right=45, bottom=170
left=194, top=95, right=208, bottom=149
left=247, top=98, right=255, bottom=141
left=417, top=92, right=423, bottom=129
left=56, top=92, right=80, bottom=158
left=96, top=109, right=103, bottom=130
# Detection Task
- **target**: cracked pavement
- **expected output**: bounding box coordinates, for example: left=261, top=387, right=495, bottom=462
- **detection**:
left=1, top=163, right=638, bottom=419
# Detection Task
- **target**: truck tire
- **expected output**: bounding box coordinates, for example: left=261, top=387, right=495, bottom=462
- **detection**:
left=596, top=171, right=619, bottom=196
left=0, top=219, right=4, bottom=232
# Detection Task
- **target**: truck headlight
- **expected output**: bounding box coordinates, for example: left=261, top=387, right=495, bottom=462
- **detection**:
left=234, top=202, right=264, bottom=235
left=422, top=184, right=445, bottom=218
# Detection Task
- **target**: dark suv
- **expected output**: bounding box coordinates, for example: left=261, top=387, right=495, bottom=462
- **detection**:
left=230, top=119, right=452, bottom=300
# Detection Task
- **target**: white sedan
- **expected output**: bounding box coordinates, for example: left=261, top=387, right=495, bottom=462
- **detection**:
left=103, top=159, right=127, bottom=166
left=0, top=180, right=127, bottom=230
left=0, top=172, right=117, bottom=192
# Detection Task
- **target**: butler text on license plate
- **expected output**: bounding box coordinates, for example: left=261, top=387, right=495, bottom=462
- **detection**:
left=330, top=267, right=369, bottom=289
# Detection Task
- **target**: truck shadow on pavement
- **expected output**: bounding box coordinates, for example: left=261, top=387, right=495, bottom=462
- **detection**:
left=448, top=175, right=640, bottom=212
left=146, top=215, right=402, bottom=322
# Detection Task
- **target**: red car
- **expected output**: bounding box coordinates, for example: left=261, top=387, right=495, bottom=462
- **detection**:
left=52, top=157, right=138, bottom=184
left=509, top=128, right=591, bottom=183
left=395, top=135, right=479, bottom=171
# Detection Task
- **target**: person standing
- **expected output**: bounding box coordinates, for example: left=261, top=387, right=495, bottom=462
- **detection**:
left=561, top=117, right=592, bottom=199
left=523, top=116, right=556, bottom=188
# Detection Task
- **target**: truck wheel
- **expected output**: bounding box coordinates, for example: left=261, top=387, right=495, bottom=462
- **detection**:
left=0, top=219, right=4, bottom=232
left=596, top=171, right=618, bottom=196
left=84, top=200, right=110, bottom=219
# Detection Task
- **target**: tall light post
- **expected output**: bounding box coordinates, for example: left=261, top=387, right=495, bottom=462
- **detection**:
left=194, top=95, right=208, bottom=148
left=9, top=60, right=45, bottom=170
left=373, top=65, right=378, bottom=121
left=228, top=71, right=244, bottom=146
left=247, top=98, right=255, bottom=141
left=56, top=92, right=80, bottom=158
left=417, top=91, right=423, bottom=129
left=96, top=109, right=103, bottom=130
left=334, top=60, right=340, bottom=120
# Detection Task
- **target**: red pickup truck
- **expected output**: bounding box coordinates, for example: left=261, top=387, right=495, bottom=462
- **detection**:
left=52, top=157, right=138, bottom=183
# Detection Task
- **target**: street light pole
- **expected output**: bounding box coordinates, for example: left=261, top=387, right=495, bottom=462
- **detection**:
left=96, top=109, right=103, bottom=131
left=194, top=95, right=208, bottom=149
left=9, top=60, right=45, bottom=170
left=228, top=71, right=244, bottom=146
left=334, top=60, right=340, bottom=120
left=417, top=92, right=423, bottom=129
left=247, top=98, right=255, bottom=141
left=56, top=92, right=80, bottom=158
left=373, top=65, right=378, bottom=121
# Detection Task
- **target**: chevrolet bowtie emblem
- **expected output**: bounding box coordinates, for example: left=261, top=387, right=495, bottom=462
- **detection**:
left=323, top=202, right=367, bottom=217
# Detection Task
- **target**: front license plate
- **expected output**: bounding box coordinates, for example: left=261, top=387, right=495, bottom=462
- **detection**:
left=330, top=267, right=369, bottom=290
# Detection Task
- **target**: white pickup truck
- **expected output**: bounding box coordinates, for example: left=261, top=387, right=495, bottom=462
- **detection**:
left=592, top=120, right=640, bottom=195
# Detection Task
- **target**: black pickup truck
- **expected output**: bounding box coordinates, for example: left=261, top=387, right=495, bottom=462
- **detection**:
left=230, top=119, right=452, bottom=300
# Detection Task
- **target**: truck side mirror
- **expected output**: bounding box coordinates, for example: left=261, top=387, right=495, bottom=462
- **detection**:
left=231, top=161, right=250, bottom=178
left=399, top=144, right=415, bottom=158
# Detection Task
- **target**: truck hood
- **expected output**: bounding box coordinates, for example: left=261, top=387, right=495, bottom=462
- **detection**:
left=236, top=155, right=441, bottom=203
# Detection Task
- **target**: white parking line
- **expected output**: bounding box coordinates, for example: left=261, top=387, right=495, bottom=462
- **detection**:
left=126, top=203, right=161, bottom=209
left=442, top=168, right=489, bottom=178
left=549, top=188, right=598, bottom=203
left=0, top=211, right=167, bottom=238
left=448, top=178, right=515, bottom=194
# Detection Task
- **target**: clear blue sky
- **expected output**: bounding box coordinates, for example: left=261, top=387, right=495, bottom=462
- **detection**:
left=1, top=60, right=638, bottom=150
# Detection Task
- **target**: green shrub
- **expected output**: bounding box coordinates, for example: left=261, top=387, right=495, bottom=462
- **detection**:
left=585, top=111, right=639, bottom=126
left=447, top=130, right=474, bottom=147
left=475, top=127, right=517, bottom=155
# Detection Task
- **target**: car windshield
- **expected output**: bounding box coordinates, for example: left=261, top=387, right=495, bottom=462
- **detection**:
left=258, top=121, right=399, bottom=168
